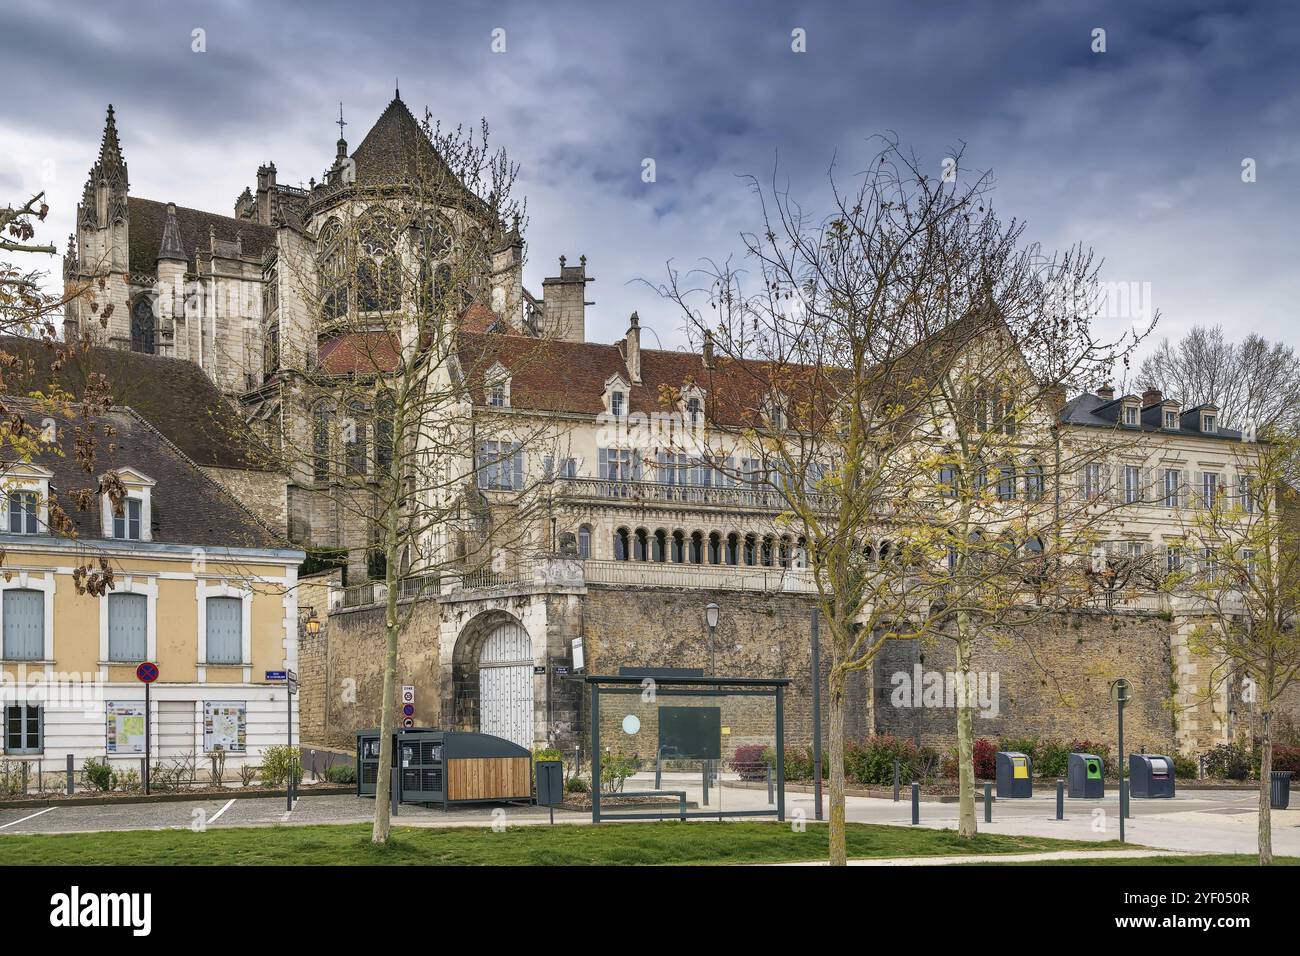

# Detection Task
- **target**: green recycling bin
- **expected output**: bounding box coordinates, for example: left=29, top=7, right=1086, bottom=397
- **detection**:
left=1068, top=752, right=1104, bottom=798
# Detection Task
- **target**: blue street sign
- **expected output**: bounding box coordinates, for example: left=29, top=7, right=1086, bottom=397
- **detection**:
left=266, top=671, right=287, bottom=681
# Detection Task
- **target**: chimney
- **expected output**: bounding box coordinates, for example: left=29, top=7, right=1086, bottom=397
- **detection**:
left=1142, top=387, right=1163, bottom=407
left=702, top=329, right=715, bottom=370
left=1096, top=385, right=1115, bottom=401
left=540, top=254, right=592, bottom=343
left=622, top=311, right=642, bottom=383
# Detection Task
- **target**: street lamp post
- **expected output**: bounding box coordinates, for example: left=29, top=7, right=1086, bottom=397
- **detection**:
left=705, top=603, right=720, bottom=788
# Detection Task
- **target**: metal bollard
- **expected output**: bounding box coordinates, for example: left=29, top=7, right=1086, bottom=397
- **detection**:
left=66, top=754, right=74, bottom=795
left=766, top=762, right=774, bottom=804
left=911, top=782, right=920, bottom=825
left=1122, top=779, right=1132, bottom=818
left=893, top=760, right=900, bottom=801
left=1056, top=779, right=1064, bottom=820
left=701, top=764, right=709, bottom=806
left=984, top=782, right=993, bottom=822
left=391, top=765, right=400, bottom=817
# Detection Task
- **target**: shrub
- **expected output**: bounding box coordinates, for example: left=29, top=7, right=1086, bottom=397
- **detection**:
left=532, top=747, right=563, bottom=764
left=780, top=747, right=814, bottom=781
left=1202, top=742, right=1253, bottom=781
left=727, top=743, right=772, bottom=781
left=325, top=763, right=356, bottom=785
left=565, top=775, right=589, bottom=794
left=260, top=746, right=303, bottom=787
left=997, top=735, right=1041, bottom=768
left=82, top=758, right=113, bottom=792
left=600, top=750, right=637, bottom=793
left=844, top=735, right=919, bottom=786
left=1034, top=739, right=1071, bottom=778
left=238, top=764, right=259, bottom=788
left=1173, top=752, right=1199, bottom=780
left=973, top=738, right=997, bottom=780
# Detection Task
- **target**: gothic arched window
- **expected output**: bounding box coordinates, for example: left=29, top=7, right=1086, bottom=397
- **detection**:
left=130, top=296, right=155, bottom=354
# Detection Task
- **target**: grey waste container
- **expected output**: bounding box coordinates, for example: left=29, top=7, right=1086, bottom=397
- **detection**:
left=1068, top=752, right=1104, bottom=798
left=1271, top=770, right=1292, bottom=810
left=356, top=729, right=382, bottom=797
left=536, top=760, right=563, bottom=807
left=996, top=751, right=1033, bottom=798
left=1129, top=754, right=1175, bottom=798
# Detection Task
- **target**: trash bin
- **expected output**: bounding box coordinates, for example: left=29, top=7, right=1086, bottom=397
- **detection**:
left=356, top=729, right=382, bottom=797
left=1271, top=770, right=1292, bottom=810
left=1129, top=754, right=1175, bottom=798
left=536, top=760, right=564, bottom=807
left=996, top=751, right=1033, bottom=798
left=1068, top=752, right=1104, bottom=798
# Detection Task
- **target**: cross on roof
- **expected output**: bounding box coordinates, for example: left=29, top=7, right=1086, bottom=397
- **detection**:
left=336, top=103, right=347, bottom=138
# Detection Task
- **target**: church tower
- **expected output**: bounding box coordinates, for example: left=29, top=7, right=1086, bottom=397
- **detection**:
left=64, top=105, right=133, bottom=346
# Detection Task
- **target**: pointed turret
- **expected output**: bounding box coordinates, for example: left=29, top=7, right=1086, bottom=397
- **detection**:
left=157, top=202, right=187, bottom=262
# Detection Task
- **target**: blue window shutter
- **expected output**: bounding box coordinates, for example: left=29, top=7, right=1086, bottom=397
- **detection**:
left=2, top=589, right=44, bottom=660
left=206, top=597, right=242, bottom=664
left=108, top=593, right=147, bottom=662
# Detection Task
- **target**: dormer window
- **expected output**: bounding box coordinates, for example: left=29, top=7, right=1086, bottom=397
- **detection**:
left=100, top=468, right=155, bottom=543
left=1202, top=413, right=1217, bottom=434
left=611, top=391, right=625, bottom=417
left=1123, top=403, right=1139, bottom=426
left=1164, top=410, right=1178, bottom=429
left=2, top=464, right=52, bottom=535
left=113, top=498, right=143, bottom=540
left=6, top=492, right=39, bottom=535
left=764, top=392, right=789, bottom=431
left=486, top=362, right=511, bottom=408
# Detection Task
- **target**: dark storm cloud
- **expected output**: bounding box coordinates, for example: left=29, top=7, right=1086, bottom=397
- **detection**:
left=3, top=0, right=1296, bottom=357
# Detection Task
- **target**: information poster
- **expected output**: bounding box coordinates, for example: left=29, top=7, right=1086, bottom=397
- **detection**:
left=106, top=701, right=145, bottom=753
left=203, top=701, right=247, bottom=752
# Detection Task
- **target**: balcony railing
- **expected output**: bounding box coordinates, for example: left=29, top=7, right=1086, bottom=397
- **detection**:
left=582, top=558, right=817, bottom=593
left=556, top=477, right=836, bottom=513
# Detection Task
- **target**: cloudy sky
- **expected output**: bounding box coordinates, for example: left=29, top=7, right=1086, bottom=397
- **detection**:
left=3, top=0, right=1296, bottom=363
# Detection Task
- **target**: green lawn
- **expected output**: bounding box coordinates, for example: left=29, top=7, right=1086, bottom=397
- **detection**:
left=0, top=821, right=1128, bottom=866
left=992, top=854, right=1300, bottom=866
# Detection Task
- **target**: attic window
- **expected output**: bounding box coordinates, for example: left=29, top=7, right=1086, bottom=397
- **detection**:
left=485, top=363, right=511, bottom=408
left=1202, top=413, right=1217, bottom=434
left=611, top=391, right=626, bottom=417
left=1123, top=404, right=1139, bottom=426
left=6, top=492, right=39, bottom=534
left=1164, top=410, right=1178, bottom=429
left=111, top=498, right=142, bottom=540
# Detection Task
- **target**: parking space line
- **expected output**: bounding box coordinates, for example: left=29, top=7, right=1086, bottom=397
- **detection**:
left=0, top=807, right=54, bottom=831
left=208, top=799, right=236, bottom=825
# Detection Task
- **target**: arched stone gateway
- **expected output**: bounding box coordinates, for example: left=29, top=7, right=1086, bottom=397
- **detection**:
left=449, top=610, right=536, bottom=748
left=478, top=620, right=534, bottom=747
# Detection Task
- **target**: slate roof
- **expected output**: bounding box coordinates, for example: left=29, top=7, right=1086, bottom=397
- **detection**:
left=127, top=197, right=274, bottom=273
left=0, top=336, right=273, bottom=470
left=4, top=399, right=286, bottom=551
left=1058, top=392, right=1246, bottom=441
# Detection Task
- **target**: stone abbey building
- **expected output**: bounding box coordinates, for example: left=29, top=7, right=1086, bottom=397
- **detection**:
left=58, top=98, right=1288, bottom=766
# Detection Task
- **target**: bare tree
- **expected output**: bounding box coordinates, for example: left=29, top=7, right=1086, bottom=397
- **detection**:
left=1138, top=325, right=1300, bottom=432
left=1167, top=430, right=1300, bottom=865
left=659, top=138, right=1150, bottom=862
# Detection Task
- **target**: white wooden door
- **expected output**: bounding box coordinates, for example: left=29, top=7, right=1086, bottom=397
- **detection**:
left=478, top=622, right=534, bottom=748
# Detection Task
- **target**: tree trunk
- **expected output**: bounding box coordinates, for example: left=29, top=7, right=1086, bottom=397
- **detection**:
left=955, top=617, right=977, bottom=838
left=371, top=572, right=400, bottom=844
left=828, top=664, right=847, bottom=866
left=1258, top=707, right=1273, bottom=866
